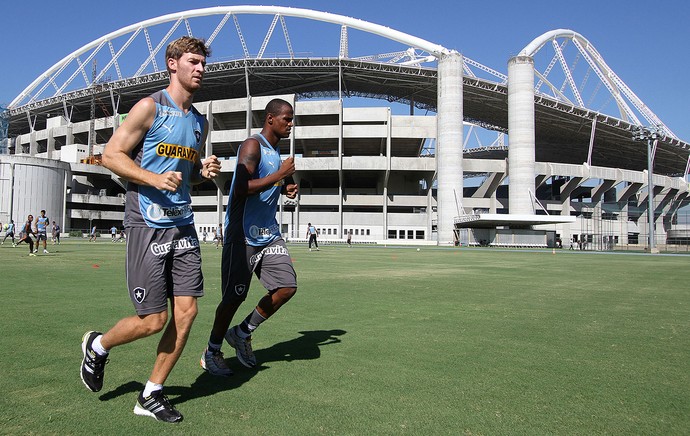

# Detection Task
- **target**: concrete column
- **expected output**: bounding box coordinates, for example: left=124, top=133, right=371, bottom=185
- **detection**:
left=338, top=98, right=344, bottom=237
left=29, top=132, right=37, bottom=156
left=620, top=205, right=629, bottom=245
left=508, top=56, right=536, bottom=215
left=66, top=126, right=74, bottom=145
left=436, top=51, right=464, bottom=246
left=427, top=178, right=433, bottom=240
left=562, top=192, right=572, bottom=242
left=47, top=129, right=56, bottom=160
left=205, top=101, right=214, bottom=158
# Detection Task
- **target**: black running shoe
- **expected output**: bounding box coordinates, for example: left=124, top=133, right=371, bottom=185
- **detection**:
left=133, top=390, right=183, bottom=423
left=80, top=331, right=108, bottom=392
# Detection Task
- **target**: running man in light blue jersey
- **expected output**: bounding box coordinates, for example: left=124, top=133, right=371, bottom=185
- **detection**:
left=79, top=36, right=220, bottom=424
left=35, top=210, right=50, bottom=254
left=201, top=98, right=298, bottom=376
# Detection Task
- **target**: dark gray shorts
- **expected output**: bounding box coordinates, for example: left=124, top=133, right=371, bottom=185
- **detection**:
left=221, top=238, right=297, bottom=303
left=126, top=225, right=204, bottom=315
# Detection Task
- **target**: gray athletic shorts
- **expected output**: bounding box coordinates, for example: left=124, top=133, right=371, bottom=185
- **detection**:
left=126, top=225, right=204, bottom=315
left=221, top=237, right=297, bottom=303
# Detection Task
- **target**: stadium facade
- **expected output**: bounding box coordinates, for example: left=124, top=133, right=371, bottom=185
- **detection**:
left=2, top=7, right=689, bottom=249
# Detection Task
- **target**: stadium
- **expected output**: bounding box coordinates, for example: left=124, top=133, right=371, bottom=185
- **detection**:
left=2, top=5, right=689, bottom=250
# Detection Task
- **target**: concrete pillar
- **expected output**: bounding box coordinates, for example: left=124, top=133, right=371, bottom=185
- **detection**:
left=205, top=101, right=214, bottom=158
left=562, top=193, right=572, bottom=243
left=620, top=205, right=629, bottom=245
left=66, top=126, right=74, bottom=145
left=436, top=51, right=464, bottom=246
left=508, top=56, right=536, bottom=215
left=29, top=132, right=37, bottom=156
left=427, top=177, right=434, bottom=240
left=47, top=129, right=56, bottom=160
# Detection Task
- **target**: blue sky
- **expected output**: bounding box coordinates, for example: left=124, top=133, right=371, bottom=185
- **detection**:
left=2, top=0, right=689, bottom=140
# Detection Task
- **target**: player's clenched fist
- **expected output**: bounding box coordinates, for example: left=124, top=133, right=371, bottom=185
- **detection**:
left=156, top=171, right=182, bottom=192
left=280, top=156, right=295, bottom=178
left=284, top=183, right=298, bottom=199
left=202, top=155, right=221, bottom=179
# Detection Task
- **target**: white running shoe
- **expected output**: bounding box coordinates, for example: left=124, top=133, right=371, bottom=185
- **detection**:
left=225, top=326, right=257, bottom=368
left=200, top=348, right=233, bottom=376
left=43, top=249, right=49, bottom=254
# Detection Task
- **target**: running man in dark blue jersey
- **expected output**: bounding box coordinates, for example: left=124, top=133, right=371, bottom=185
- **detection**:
left=79, top=36, right=220, bottom=423
left=16, top=215, right=36, bottom=256
left=201, top=99, right=299, bottom=376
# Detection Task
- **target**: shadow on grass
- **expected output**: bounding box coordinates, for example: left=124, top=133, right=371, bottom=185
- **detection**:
left=170, top=329, right=346, bottom=405
left=99, top=380, right=144, bottom=401
left=98, top=329, right=346, bottom=405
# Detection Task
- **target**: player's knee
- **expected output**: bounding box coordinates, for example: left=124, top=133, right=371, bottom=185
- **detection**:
left=276, top=287, right=297, bottom=302
left=141, top=311, right=168, bottom=334
left=176, top=302, right=198, bottom=324
left=220, top=293, right=247, bottom=307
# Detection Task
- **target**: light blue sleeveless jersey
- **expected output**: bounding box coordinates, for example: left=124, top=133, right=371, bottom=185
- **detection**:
left=225, top=133, right=283, bottom=246
left=124, top=89, right=206, bottom=228
left=37, top=216, right=49, bottom=232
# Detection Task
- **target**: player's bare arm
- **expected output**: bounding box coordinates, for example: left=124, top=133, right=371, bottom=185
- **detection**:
left=102, top=98, right=182, bottom=192
left=234, top=139, right=295, bottom=197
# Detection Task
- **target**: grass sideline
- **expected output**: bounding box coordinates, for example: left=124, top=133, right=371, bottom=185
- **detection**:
left=0, top=240, right=688, bottom=435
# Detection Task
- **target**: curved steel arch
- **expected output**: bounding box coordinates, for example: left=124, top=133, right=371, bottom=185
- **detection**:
left=7, top=8, right=680, bottom=153
left=520, top=29, right=676, bottom=139
left=9, top=6, right=452, bottom=109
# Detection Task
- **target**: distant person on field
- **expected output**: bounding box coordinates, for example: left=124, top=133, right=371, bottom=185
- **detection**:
left=201, top=98, right=299, bottom=377
left=79, top=36, right=219, bottom=424
left=35, top=210, right=50, bottom=254
left=89, top=225, right=97, bottom=242
left=347, top=230, right=352, bottom=247
left=16, top=215, right=37, bottom=256
left=306, top=223, right=319, bottom=251
left=2, top=220, right=15, bottom=246
left=214, top=224, right=223, bottom=249
left=52, top=221, right=61, bottom=245
left=110, top=225, right=118, bottom=242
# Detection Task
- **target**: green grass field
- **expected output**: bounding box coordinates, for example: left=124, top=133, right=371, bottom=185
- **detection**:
left=1, top=240, right=688, bottom=435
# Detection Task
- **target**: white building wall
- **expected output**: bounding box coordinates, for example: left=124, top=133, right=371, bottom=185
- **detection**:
left=0, top=156, right=68, bottom=227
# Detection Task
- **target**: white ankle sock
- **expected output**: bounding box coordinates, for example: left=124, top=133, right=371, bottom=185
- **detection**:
left=92, top=335, right=109, bottom=356
left=143, top=381, right=163, bottom=397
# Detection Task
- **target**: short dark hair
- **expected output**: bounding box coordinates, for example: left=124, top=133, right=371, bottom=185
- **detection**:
left=264, top=98, right=292, bottom=122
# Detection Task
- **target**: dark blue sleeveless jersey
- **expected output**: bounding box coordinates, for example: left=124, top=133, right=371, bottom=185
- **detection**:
left=225, top=133, right=283, bottom=246
left=124, top=89, right=206, bottom=228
